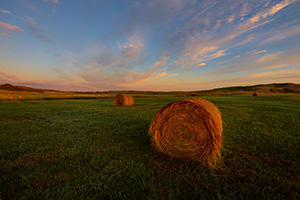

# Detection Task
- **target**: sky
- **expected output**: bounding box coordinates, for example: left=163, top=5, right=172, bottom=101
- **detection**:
left=1, top=0, right=300, bottom=91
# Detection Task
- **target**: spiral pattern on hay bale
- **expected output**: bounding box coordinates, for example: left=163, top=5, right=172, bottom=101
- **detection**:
left=149, top=97, right=222, bottom=166
left=114, top=94, right=134, bottom=106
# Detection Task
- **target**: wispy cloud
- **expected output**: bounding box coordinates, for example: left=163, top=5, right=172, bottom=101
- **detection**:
left=144, top=0, right=186, bottom=23
left=213, top=48, right=300, bottom=75
left=227, top=16, right=235, bottom=23
left=117, top=57, right=169, bottom=86
left=0, top=9, right=11, bottom=14
left=191, top=46, right=218, bottom=60
left=0, top=8, right=50, bottom=42
left=0, top=70, right=23, bottom=83
left=134, top=1, right=142, bottom=8
left=167, top=73, right=178, bottom=78
left=0, top=30, right=11, bottom=37
left=245, top=69, right=300, bottom=79
left=197, top=63, right=206, bottom=67
left=263, top=24, right=300, bottom=42
left=52, top=67, right=74, bottom=81
left=0, top=8, right=27, bottom=21
left=154, top=71, right=167, bottom=78
left=212, top=68, right=300, bottom=85
left=162, top=0, right=298, bottom=70
left=44, top=0, right=59, bottom=4
left=251, top=50, right=267, bottom=55
left=206, top=50, right=226, bottom=60
left=248, top=0, right=297, bottom=24
left=255, top=52, right=281, bottom=62
left=116, top=35, right=144, bottom=64
left=73, top=40, right=170, bottom=90
left=28, top=23, right=51, bottom=42
left=0, top=22, right=24, bottom=32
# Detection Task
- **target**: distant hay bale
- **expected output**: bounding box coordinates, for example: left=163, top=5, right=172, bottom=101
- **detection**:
left=114, top=94, right=134, bottom=106
left=149, top=97, right=223, bottom=166
left=252, top=93, right=258, bottom=96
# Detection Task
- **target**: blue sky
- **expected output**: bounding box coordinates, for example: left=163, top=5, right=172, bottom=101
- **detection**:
left=1, top=0, right=300, bottom=91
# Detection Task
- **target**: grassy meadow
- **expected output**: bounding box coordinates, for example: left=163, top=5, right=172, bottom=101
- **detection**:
left=1, top=94, right=300, bottom=199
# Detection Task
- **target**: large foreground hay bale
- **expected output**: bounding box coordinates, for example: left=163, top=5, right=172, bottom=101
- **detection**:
left=252, top=93, right=258, bottom=96
left=149, top=97, right=222, bottom=166
left=114, top=94, right=134, bottom=106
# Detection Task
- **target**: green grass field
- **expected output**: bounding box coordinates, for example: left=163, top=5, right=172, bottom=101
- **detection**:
left=1, top=95, right=300, bottom=199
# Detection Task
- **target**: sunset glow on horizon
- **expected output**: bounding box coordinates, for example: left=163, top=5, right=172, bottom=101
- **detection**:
left=1, top=0, right=300, bottom=91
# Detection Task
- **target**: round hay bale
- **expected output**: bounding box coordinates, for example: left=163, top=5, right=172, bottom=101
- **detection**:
left=149, top=97, right=222, bottom=166
left=252, top=93, right=258, bottom=96
left=114, top=94, right=134, bottom=106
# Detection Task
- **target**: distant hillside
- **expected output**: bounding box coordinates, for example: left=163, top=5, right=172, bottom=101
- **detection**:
left=0, top=83, right=58, bottom=93
left=203, top=83, right=300, bottom=94
left=1, top=83, right=300, bottom=95
left=100, top=83, right=300, bottom=95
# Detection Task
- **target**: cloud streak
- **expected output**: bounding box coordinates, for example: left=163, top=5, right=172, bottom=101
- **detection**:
left=160, top=0, right=298, bottom=71
left=0, top=9, right=11, bottom=14
left=263, top=24, right=300, bottom=42
left=0, top=8, right=51, bottom=42
left=0, top=30, right=11, bottom=37
left=213, top=48, right=300, bottom=75
left=0, top=22, right=24, bottom=32
left=44, top=0, right=59, bottom=4
left=28, top=22, right=51, bottom=42
left=72, top=38, right=169, bottom=90
left=212, top=68, right=300, bottom=86
left=249, top=0, right=297, bottom=24
left=0, top=70, right=23, bottom=82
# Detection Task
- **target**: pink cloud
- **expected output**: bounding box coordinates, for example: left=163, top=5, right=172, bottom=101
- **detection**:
left=0, top=9, right=11, bottom=14
left=0, top=22, right=24, bottom=32
left=0, top=70, right=23, bottom=82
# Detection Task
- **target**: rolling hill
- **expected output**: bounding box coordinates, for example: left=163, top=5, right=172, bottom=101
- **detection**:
left=202, top=83, right=300, bottom=94
left=1, top=83, right=300, bottom=95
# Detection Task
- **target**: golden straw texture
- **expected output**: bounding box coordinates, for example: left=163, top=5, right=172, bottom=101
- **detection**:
left=114, top=94, right=134, bottom=106
left=149, top=97, right=222, bottom=166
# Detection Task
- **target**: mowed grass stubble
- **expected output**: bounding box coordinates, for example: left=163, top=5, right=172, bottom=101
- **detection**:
left=0, top=95, right=299, bottom=199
